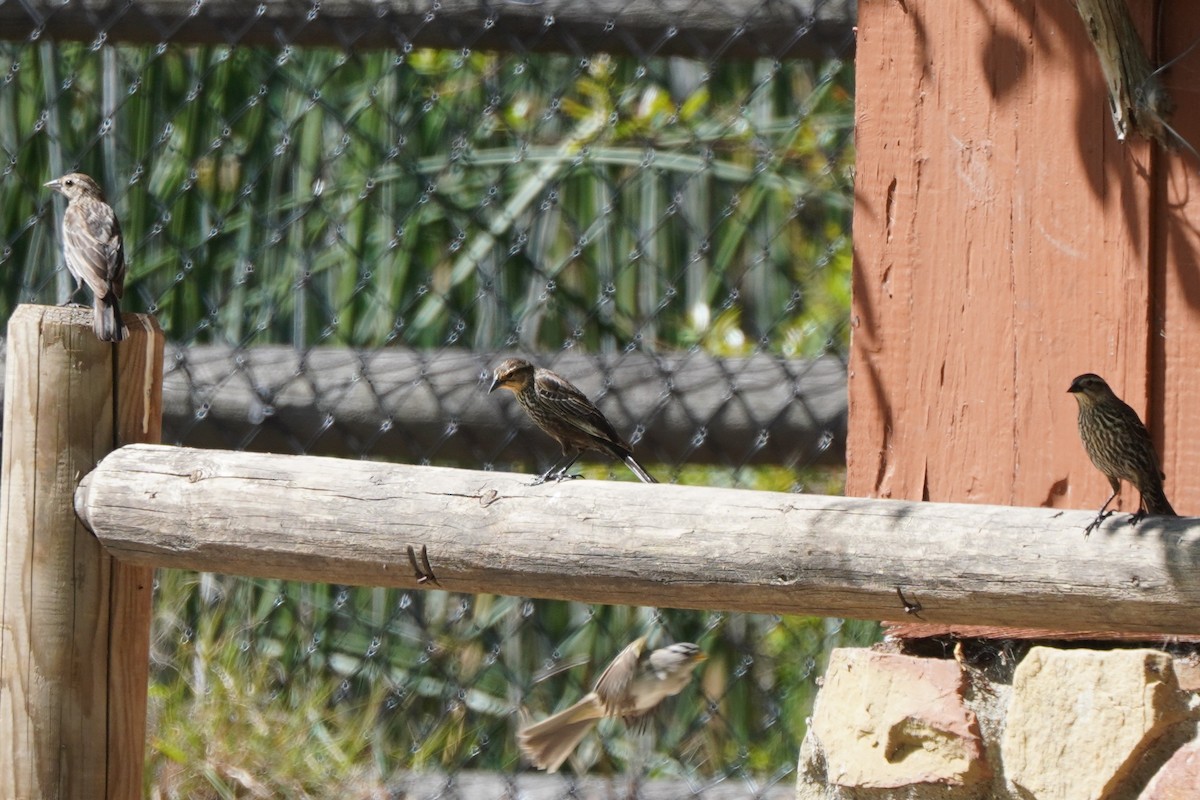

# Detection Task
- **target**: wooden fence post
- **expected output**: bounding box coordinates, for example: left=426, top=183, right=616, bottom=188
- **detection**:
left=0, top=305, right=164, bottom=799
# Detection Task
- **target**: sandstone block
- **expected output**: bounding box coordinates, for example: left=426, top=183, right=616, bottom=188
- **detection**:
left=1004, top=647, right=1191, bottom=800
left=808, top=648, right=989, bottom=788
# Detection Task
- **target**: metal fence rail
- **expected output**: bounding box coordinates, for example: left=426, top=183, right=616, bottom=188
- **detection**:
left=0, top=0, right=856, bottom=58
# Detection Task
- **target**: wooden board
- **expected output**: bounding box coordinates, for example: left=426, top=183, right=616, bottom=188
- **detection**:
left=854, top=1, right=1171, bottom=506
left=1156, top=4, right=1200, bottom=518
left=847, top=0, right=1200, bottom=520
left=0, top=306, right=162, bottom=800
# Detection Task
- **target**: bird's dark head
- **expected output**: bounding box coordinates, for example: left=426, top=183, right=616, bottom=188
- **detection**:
left=490, top=358, right=535, bottom=394
left=45, top=172, right=105, bottom=202
left=1068, top=373, right=1116, bottom=405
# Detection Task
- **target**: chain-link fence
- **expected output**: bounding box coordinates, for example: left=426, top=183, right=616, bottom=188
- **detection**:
left=1, top=1, right=867, bottom=796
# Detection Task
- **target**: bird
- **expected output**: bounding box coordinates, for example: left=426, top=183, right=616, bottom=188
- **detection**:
left=489, top=357, right=658, bottom=485
left=1067, top=373, right=1176, bottom=534
left=45, top=172, right=127, bottom=342
left=517, top=637, right=706, bottom=773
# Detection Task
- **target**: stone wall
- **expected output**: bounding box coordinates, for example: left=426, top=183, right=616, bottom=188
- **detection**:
left=796, top=645, right=1200, bottom=800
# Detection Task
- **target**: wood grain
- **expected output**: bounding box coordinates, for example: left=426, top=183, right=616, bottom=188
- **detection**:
left=882, top=621, right=1200, bottom=644
left=849, top=0, right=1168, bottom=515
left=77, top=443, right=1200, bottom=636
left=1075, top=0, right=1171, bottom=144
left=0, top=306, right=162, bottom=800
left=1155, top=5, right=1200, bottom=526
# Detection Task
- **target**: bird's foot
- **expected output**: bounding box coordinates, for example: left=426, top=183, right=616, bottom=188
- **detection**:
left=58, top=300, right=88, bottom=309
left=1084, top=510, right=1114, bottom=537
left=529, top=469, right=582, bottom=486
left=1127, top=509, right=1147, bottom=527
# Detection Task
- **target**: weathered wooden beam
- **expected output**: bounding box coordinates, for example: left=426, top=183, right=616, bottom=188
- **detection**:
left=0, top=306, right=163, bottom=800
left=0, top=0, right=856, bottom=60
left=76, top=444, right=1200, bottom=635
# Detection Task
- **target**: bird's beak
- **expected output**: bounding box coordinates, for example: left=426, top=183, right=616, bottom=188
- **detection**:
left=44, top=178, right=60, bottom=190
left=488, top=376, right=501, bottom=394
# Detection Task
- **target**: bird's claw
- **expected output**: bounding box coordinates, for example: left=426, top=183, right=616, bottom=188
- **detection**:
left=529, top=469, right=582, bottom=486
left=1084, top=510, right=1114, bottom=537
left=1127, top=509, right=1147, bottom=527
left=406, top=544, right=440, bottom=587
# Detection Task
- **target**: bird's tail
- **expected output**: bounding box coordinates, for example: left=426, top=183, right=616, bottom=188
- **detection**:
left=94, top=292, right=127, bottom=342
left=623, top=454, right=658, bottom=484
left=1142, top=482, right=1176, bottom=517
left=517, top=695, right=604, bottom=773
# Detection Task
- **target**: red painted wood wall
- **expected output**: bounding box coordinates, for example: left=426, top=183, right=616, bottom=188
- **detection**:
left=849, top=0, right=1200, bottom=516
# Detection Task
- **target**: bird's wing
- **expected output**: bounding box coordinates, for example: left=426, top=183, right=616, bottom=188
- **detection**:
left=64, top=202, right=125, bottom=297
left=593, top=635, right=646, bottom=715
left=533, top=369, right=630, bottom=451
left=1117, top=399, right=1165, bottom=475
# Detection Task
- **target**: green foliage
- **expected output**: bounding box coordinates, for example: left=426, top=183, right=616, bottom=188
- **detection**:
left=148, top=563, right=880, bottom=796
left=1, top=43, right=852, bottom=354
left=0, top=36, right=861, bottom=794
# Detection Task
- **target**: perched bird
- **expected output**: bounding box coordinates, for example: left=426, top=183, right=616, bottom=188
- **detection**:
left=517, top=637, right=706, bottom=773
left=1068, top=373, right=1176, bottom=534
left=45, top=172, right=127, bottom=342
left=489, top=357, right=657, bottom=484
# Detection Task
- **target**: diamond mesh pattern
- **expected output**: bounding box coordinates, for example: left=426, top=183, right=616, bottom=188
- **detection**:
left=0, top=1, right=868, bottom=795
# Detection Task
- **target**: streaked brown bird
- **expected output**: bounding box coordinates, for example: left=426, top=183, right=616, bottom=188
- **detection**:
left=45, top=172, right=127, bottom=342
left=517, top=637, right=705, bottom=773
left=489, top=357, right=658, bottom=485
left=1068, top=373, right=1176, bottom=534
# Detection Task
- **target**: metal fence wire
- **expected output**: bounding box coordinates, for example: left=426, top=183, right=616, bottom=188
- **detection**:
left=0, top=0, right=868, bottom=796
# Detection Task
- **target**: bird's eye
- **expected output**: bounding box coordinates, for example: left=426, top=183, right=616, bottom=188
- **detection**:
left=64, top=179, right=73, bottom=186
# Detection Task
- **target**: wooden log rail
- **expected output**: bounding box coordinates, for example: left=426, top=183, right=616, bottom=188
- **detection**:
left=76, top=443, right=1200, bottom=636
